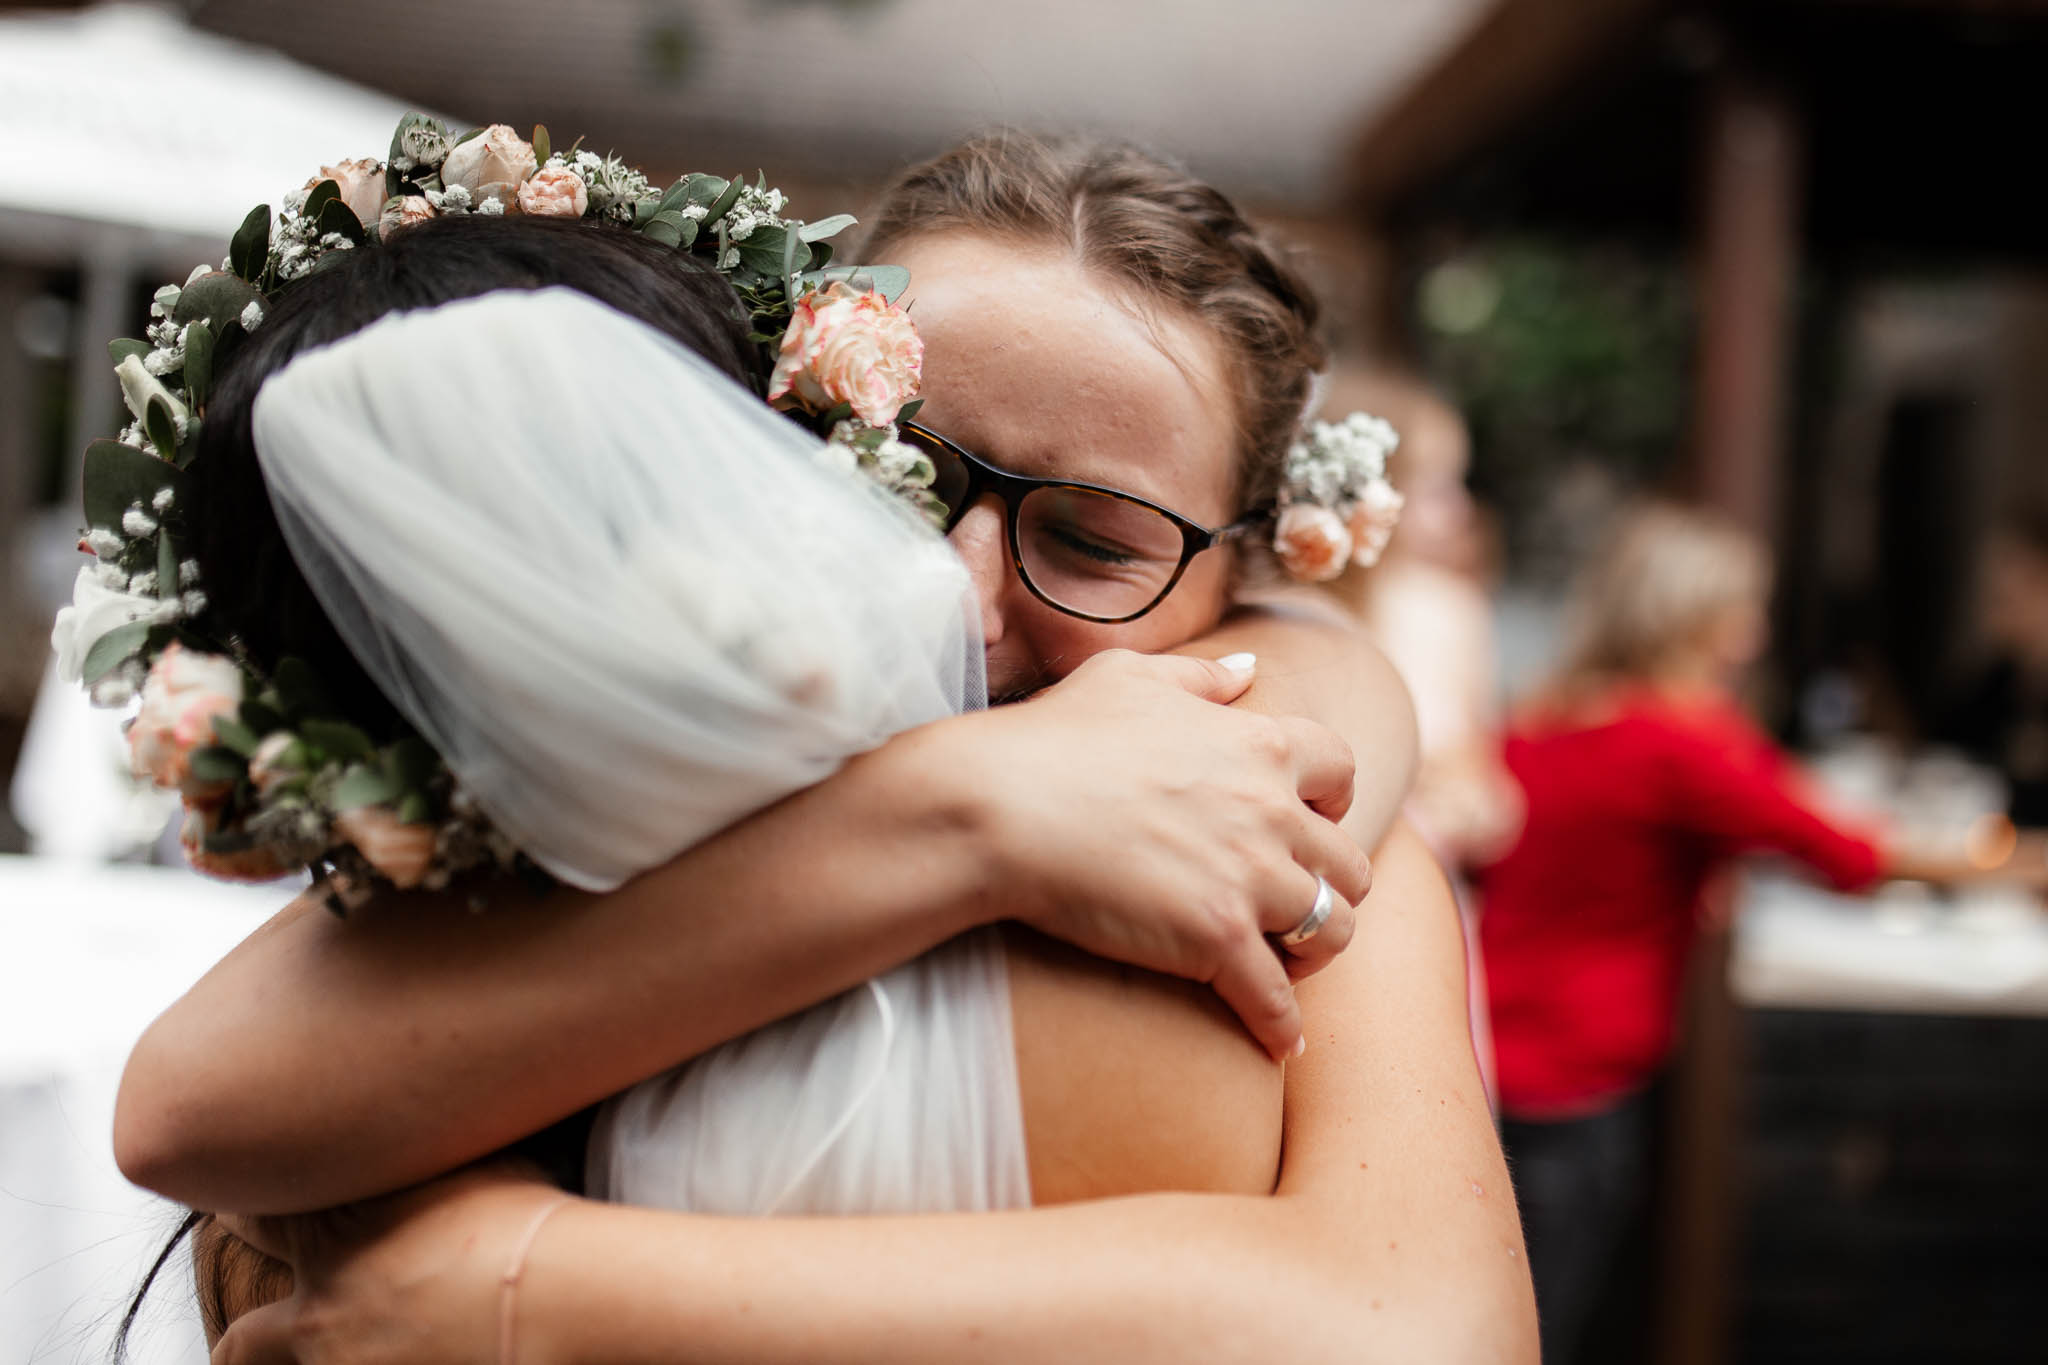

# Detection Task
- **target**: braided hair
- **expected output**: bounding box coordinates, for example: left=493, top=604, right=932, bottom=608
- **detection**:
left=861, top=131, right=1326, bottom=516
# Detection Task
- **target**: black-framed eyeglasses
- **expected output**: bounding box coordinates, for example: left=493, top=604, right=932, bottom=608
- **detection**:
left=898, top=421, right=1260, bottom=625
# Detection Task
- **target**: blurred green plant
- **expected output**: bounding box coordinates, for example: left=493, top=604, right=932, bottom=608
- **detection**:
left=1417, top=238, right=1694, bottom=572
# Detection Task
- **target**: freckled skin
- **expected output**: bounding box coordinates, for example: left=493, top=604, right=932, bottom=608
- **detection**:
left=889, top=233, right=1242, bottom=702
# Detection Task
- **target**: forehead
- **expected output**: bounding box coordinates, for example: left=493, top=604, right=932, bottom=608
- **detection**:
left=887, top=234, right=1238, bottom=523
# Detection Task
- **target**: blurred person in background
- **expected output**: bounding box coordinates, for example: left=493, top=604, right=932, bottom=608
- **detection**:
left=1319, top=371, right=1522, bottom=1102
left=1475, top=500, right=2048, bottom=1365
left=1938, top=503, right=2048, bottom=827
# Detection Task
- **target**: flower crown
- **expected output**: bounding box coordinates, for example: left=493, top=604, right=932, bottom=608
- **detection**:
left=1271, top=411, right=1405, bottom=583
left=53, top=114, right=935, bottom=894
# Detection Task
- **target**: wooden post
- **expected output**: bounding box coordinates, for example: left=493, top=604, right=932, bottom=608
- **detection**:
left=1689, top=69, right=1802, bottom=538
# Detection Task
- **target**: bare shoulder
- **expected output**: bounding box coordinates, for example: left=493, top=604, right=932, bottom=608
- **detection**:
left=1176, top=604, right=1420, bottom=847
left=1003, top=924, right=1285, bottom=1206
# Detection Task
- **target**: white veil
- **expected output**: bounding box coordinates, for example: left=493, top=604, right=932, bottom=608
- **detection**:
left=251, top=287, right=983, bottom=892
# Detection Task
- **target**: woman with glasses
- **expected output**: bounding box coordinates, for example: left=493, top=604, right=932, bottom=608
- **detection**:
left=122, top=136, right=1531, bottom=1364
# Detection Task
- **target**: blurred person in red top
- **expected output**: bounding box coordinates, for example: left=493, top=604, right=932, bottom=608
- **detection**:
left=1477, top=500, right=2048, bottom=1365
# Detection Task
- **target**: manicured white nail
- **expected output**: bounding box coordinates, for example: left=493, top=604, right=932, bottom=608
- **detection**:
left=1291, top=1035, right=1306, bottom=1058
left=1218, top=652, right=1256, bottom=675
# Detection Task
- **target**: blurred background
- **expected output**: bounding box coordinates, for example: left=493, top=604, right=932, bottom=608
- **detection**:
left=2, top=1, right=2043, bottom=1362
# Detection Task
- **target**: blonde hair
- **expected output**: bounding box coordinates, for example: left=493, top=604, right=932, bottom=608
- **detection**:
left=1550, top=500, right=1771, bottom=694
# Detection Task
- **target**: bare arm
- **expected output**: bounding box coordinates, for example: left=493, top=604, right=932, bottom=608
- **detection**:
left=230, top=825, right=1534, bottom=1365
left=118, top=624, right=1409, bottom=1214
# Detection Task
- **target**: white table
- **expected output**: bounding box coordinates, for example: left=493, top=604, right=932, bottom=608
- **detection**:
left=0, top=856, right=283, bottom=1364
left=1732, top=873, right=2048, bottom=1017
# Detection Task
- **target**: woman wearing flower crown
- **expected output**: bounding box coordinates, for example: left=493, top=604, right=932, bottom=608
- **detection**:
left=107, top=129, right=1532, bottom=1362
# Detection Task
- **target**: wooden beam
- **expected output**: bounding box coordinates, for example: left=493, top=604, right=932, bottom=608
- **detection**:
left=1344, top=0, right=1666, bottom=213
left=1689, top=67, right=1803, bottom=537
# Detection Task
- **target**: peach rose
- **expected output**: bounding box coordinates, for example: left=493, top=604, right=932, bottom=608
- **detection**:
left=247, top=731, right=304, bottom=797
left=1274, top=503, right=1353, bottom=583
left=180, top=799, right=297, bottom=883
left=440, top=125, right=537, bottom=209
left=766, top=281, right=923, bottom=426
left=334, top=806, right=437, bottom=890
left=316, top=158, right=387, bottom=228
left=517, top=166, right=589, bottom=218
left=1346, top=480, right=1406, bottom=569
left=128, top=643, right=244, bottom=795
left=379, top=195, right=437, bottom=236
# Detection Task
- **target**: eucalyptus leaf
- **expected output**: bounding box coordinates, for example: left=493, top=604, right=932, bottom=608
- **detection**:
left=173, top=273, right=265, bottom=334
left=317, top=197, right=366, bottom=246
left=170, top=417, right=201, bottom=468
left=188, top=746, right=247, bottom=785
left=301, top=719, right=375, bottom=764
left=82, top=440, right=180, bottom=530
left=81, top=621, right=152, bottom=684
left=683, top=173, right=728, bottom=208
left=229, top=204, right=271, bottom=283
left=896, top=398, right=924, bottom=424
left=797, top=265, right=911, bottom=302
left=797, top=214, right=856, bottom=243
left=657, top=180, right=691, bottom=215
left=452, top=126, right=485, bottom=149
left=634, top=199, right=660, bottom=227
left=181, top=322, right=214, bottom=408
left=109, top=338, right=150, bottom=368
left=532, top=125, right=551, bottom=167
left=156, top=528, right=177, bottom=600
left=395, top=792, right=431, bottom=825
left=810, top=241, right=835, bottom=270
left=332, top=764, right=403, bottom=811
left=142, top=397, right=180, bottom=463
left=823, top=400, right=854, bottom=424
left=677, top=219, right=699, bottom=249
left=302, top=179, right=341, bottom=224
left=642, top=219, right=682, bottom=249
left=211, top=716, right=260, bottom=757
left=780, top=227, right=803, bottom=284
left=735, top=225, right=800, bottom=276
left=706, top=177, right=744, bottom=223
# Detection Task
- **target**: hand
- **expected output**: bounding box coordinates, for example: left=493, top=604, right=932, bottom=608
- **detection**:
left=210, top=1163, right=562, bottom=1365
left=960, top=648, right=1373, bottom=1060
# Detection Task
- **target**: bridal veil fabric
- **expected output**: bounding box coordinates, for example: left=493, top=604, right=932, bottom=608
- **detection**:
left=251, top=287, right=984, bottom=893
left=254, top=286, right=1029, bottom=1217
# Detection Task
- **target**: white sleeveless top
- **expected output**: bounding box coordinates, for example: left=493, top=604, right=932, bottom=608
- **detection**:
left=587, top=928, right=1032, bottom=1216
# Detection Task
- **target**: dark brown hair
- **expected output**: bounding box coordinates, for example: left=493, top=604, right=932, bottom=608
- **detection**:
left=863, top=131, right=1326, bottom=516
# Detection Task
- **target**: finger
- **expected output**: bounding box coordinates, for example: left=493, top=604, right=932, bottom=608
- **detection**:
left=211, top=1299, right=296, bottom=1365
left=1282, top=803, right=1374, bottom=908
left=1260, top=855, right=1359, bottom=980
left=1209, top=922, right=1303, bottom=1061
left=1274, top=716, right=1355, bottom=823
left=1123, top=648, right=1258, bottom=705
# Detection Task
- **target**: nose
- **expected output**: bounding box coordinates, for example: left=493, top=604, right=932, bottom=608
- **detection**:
left=946, top=496, right=1012, bottom=647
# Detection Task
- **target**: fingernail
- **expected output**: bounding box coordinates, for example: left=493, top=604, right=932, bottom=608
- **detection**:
left=1218, top=652, right=1256, bottom=675
left=1291, top=1035, right=1307, bottom=1058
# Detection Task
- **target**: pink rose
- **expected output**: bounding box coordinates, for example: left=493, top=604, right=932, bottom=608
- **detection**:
left=440, top=125, right=537, bottom=209
left=767, top=281, right=923, bottom=426
left=179, top=799, right=296, bottom=883
left=1274, top=503, right=1353, bottom=583
left=1346, top=480, right=1406, bottom=569
left=334, top=806, right=437, bottom=890
left=316, top=158, right=387, bottom=228
left=379, top=195, right=437, bottom=236
left=128, top=643, right=244, bottom=796
left=517, top=166, right=589, bottom=218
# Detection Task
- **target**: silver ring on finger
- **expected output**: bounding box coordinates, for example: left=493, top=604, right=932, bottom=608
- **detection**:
left=1279, top=876, right=1336, bottom=950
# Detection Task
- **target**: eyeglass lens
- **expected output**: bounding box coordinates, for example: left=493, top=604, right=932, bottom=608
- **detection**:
left=917, top=431, right=1186, bottom=620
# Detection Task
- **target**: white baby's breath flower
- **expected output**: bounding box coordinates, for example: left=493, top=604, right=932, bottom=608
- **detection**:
left=143, top=349, right=178, bottom=376
left=96, top=561, right=130, bottom=589
left=240, top=301, right=265, bottom=331
left=178, top=558, right=201, bottom=582
left=89, top=659, right=146, bottom=708
left=318, top=233, right=355, bottom=251
left=185, top=263, right=211, bottom=287
left=118, top=422, right=147, bottom=450
left=681, top=203, right=708, bottom=222
left=427, top=183, right=474, bottom=213
left=122, top=507, right=158, bottom=537
left=717, top=246, right=739, bottom=270
left=152, top=487, right=175, bottom=513
left=477, top=198, right=505, bottom=217
left=128, top=570, right=157, bottom=596
left=87, top=529, right=124, bottom=558
left=181, top=589, right=208, bottom=617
